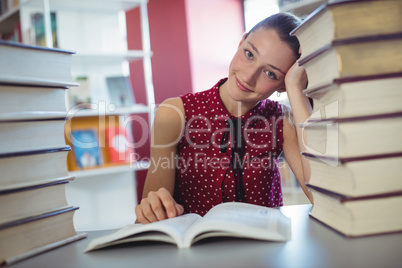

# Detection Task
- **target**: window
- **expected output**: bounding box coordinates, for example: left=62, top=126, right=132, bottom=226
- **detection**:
left=243, top=0, right=279, bottom=32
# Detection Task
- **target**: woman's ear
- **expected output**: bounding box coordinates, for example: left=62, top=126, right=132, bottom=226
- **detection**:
left=277, top=87, right=287, bottom=93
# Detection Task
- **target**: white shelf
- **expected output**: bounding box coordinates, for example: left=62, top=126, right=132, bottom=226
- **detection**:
left=1, top=0, right=155, bottom=232
left=69, top=160, right=150, bottom=178
left=71, top=50, right=152, bottom=65
left=68, top=104, right=150, bottom=118
left=24, top=0, right=147, bottom=12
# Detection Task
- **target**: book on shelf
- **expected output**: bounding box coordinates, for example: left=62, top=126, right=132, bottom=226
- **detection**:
left=0, top=20, right=21, bottom=43
left=70, top=128, right=103, bottom=169
left=303, top=73, right=402, bottom=119
left=68, top=76, right=92, bottom=109
left=297, top=33, right=402, bottom=90
left=308, top=185, right=402, bottom=237
left=106, top=126, right=135, bottom=163
left=290, top=0, right=402, bottom=61
left=301, top=112, right=402, bottom=159
left=0, top=0, right=19, bottom=16
left=30, top=11, right=59, bottom=48
left=0, top=206, right=87, bottom=266
left=106, top=76, right=136, bottom=108
left=0, top=115, right=68, bottom=155
left=0, top=83, right=68, bottom=115
left=302, top=152, right=402, bottom=197
left=85, top=202, right=291, bottom=251
left=0, top=179, right=74, bottom=225
left=0, top=40, right=78, bottom=87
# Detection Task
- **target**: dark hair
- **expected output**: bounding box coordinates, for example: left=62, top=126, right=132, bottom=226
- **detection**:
left=246, top=12, right=301, bottom=59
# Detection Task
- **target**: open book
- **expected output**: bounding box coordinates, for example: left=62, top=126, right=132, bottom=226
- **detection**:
left=85, top=202, right=291, bottom=251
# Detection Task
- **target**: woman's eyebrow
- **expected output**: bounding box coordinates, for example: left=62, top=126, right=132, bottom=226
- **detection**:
left=248, top=41, right=286, bottom=75
left=268, top=64, right=286, bottom=75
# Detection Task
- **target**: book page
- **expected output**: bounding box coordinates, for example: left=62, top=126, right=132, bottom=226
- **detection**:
left=182, top=202, right=291, bottom=248
left=85, top=213, right=201, bottom=252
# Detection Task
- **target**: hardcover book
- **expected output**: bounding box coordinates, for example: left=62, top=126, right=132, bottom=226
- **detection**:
left=0, top=179, right=74, bottom=224
left=0, top=207, right=86, bottom=266
left=0, top=83, right=68, bottom=115
left=303, top=73, right=402, bottom=119
left=70, top=129, right=103, bottom=169
left=0, top=40, right=77, bottom=87
left=298, top=33, right=402, bottom=90
left=106, top=127, right=135, bottom=163
left=0, top=115, right=68, bottom=155
left=291, top=0, right=402, bottom=61
left=301, top=112, right=402, bottom=159
left=308, top=186, right=402, bottom=237
left=0, top=147, right=72, bottom=190
left=85, top=202, right=291, bottom=251
left=302, top=152, right=402, bottom=197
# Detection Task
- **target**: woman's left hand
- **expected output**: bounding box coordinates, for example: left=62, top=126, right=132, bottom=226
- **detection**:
left=284, top=60, right=308, bottom=94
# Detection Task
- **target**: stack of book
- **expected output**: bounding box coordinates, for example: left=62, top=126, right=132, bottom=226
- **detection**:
left=291, top=0, right=402, bottom=237
left=0, top=40, right=86, bottom=265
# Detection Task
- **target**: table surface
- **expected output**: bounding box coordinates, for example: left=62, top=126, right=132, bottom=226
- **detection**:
left=10, top=204, right=402, bottom=268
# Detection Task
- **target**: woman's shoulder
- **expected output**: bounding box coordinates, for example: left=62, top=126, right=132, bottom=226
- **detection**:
left=160, top=96, right=184, bottom=110
left=180, top=87, right=216, bottom=103
left=154, top=97, right=185, bottom=127
left=180, top=79, right=224, bottom=105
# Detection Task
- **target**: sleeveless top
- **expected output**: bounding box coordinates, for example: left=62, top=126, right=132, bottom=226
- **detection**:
left=174, top=78, right=284, bottom=216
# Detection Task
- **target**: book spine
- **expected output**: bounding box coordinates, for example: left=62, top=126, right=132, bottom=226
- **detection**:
left=0, top=82, right=69, bottom=89
left=0, top=206, right=78, bottom=230
left=304, top=111, right=402, bottom=124
left=0, top=178, right=74, bottom=195
left=299, top=33, right=402, bottom=66
left=0, top=113, right=68, bottom=123
left=0, top=39, right=75, bottom=54
left=291, top=0, right=401, bottom=36
left=307, top=183, right=402, bottom=202
left=0, top=146, right=71, bottom=159
left=303, top=72, right=402, bottom=97
left=301, top=151, right=402, bottom=164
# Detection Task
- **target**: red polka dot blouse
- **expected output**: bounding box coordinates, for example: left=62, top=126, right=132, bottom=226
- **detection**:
left=174, top=78, right=284, bottom=216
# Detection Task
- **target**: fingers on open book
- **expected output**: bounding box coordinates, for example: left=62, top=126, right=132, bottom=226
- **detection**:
left=136, top=188, right=184, bottom=224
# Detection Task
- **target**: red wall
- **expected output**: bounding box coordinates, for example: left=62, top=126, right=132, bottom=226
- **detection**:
left=126, top=0, right=244, bottom=202
left=126, top=0, right=193, bottom=105
left=126, top=0, right=193, bottom=202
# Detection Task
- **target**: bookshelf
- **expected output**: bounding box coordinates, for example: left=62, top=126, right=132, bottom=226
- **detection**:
left=0, top=0, right=155, bottom=230
left=69, top=160, right=150, bottom=178
left=69, top=104, right=149, bottom=118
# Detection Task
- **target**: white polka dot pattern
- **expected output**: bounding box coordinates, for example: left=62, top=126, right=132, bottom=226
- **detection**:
left=173, top=78, right=284, bottom=216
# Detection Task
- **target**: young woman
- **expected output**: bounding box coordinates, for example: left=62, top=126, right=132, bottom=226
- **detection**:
left=135, top=12, right=313, bottom=224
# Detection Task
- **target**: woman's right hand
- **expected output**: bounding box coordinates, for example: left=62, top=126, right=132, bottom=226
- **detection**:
left=135, top=187, right=184, bottom=224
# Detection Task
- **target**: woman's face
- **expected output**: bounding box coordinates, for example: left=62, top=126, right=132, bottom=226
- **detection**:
left=226, top=27, right=296, bottom=105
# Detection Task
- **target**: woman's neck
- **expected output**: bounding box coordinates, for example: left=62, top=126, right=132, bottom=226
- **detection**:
left=218, top=81, right=259, bottom=117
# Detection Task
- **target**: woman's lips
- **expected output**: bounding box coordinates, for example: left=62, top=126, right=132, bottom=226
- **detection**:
left=236, top=78, right=253, bottom=92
